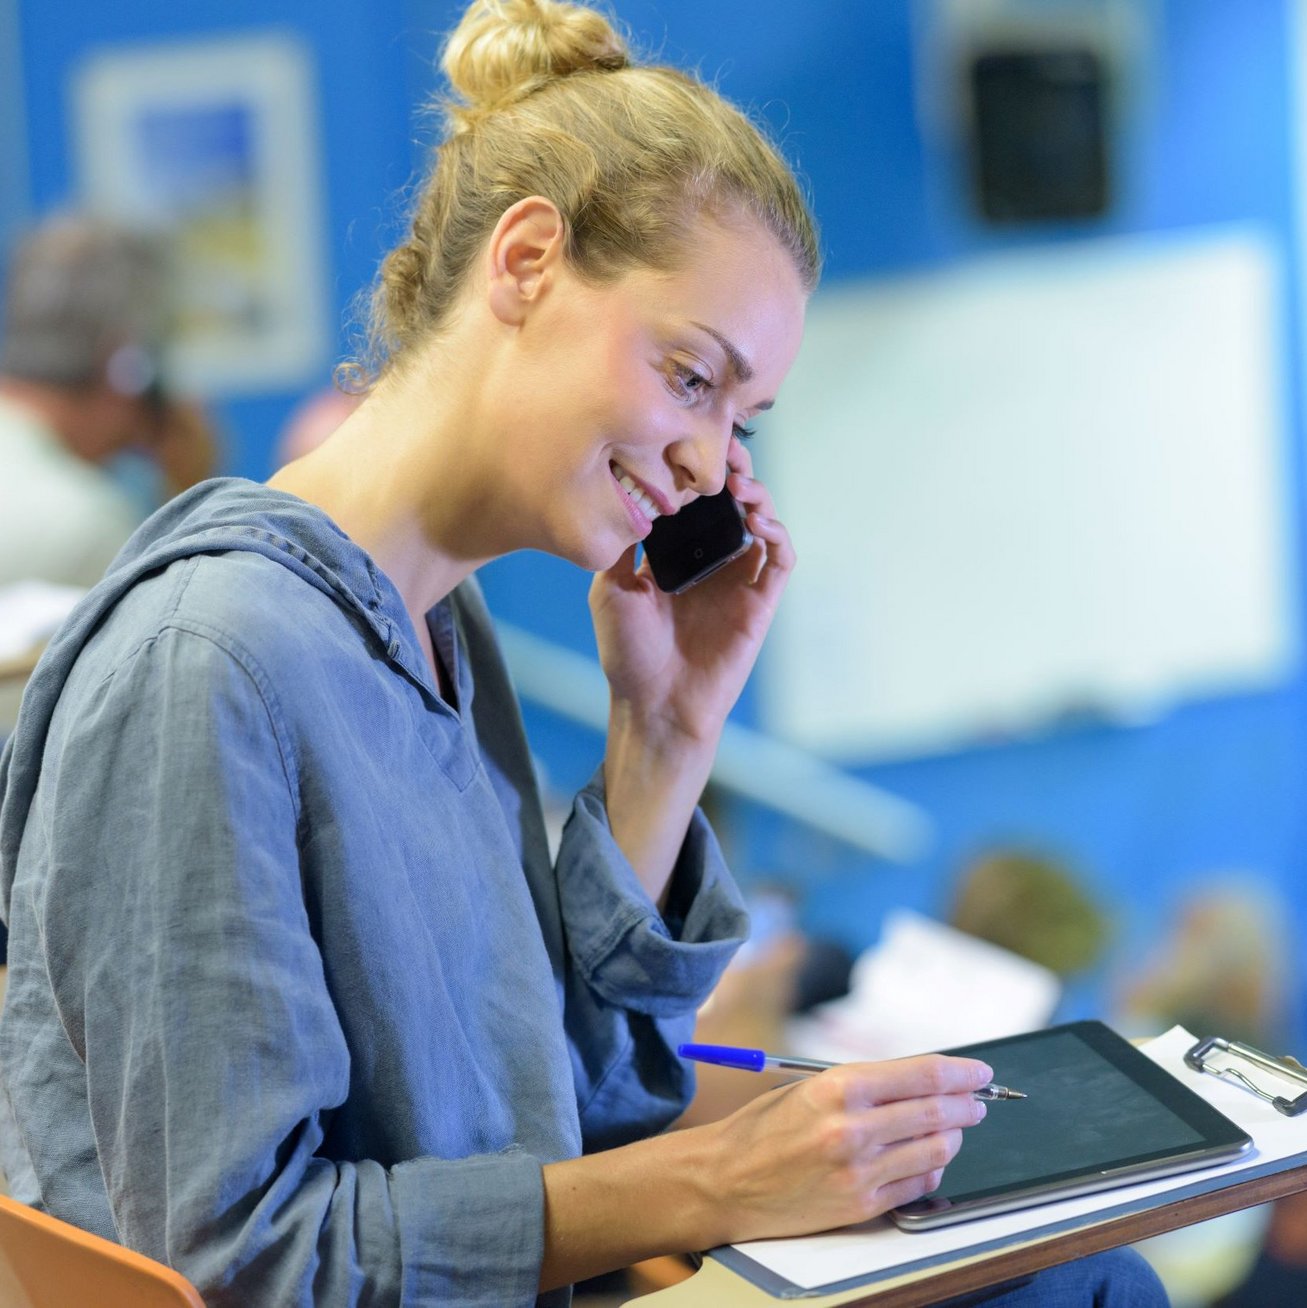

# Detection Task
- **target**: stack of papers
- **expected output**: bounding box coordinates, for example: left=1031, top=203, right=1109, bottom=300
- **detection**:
left=786, top=909, right=1062, bottom=1064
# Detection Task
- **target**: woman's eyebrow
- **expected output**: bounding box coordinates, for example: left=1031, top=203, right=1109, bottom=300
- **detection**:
left=689, top=321, right=776, bottom=411
left=691, top=321, right=754, bottom=384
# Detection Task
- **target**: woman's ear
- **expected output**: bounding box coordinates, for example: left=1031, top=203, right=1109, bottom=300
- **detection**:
left=485, top=197, right=567, bottom=326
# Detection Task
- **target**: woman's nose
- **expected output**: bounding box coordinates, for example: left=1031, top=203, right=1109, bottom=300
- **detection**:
left=671, top=417, right=732, bottom=496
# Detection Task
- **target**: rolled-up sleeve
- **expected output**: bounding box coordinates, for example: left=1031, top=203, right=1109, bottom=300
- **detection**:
left=44, top=623, right=546, bottom=1307
left=558, top=775, right=748, bottom=1017
left=553, top=771, right=748, bottom=1151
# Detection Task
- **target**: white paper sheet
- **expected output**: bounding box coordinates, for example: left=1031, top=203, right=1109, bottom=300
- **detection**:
left=727, top=1026, right=1307, bottom=1292
left=785, top=910, right=1061, bottom=1064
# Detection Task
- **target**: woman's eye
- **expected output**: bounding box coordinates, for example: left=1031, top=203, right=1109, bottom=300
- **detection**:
left=733, top=424, right=757, bottom=443
left=668, top=363, right=711, bottom=399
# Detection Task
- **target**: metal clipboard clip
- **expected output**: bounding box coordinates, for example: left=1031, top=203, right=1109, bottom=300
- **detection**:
left=1185, top=1036, right=1307, bottom=1117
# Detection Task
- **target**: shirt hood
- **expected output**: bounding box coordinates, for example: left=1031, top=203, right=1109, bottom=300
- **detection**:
left=0, top=476, right=424, bottom=914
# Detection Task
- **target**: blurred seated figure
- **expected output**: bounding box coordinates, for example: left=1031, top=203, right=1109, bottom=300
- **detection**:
left=784, top=905, right=1064, bottom=1067
left=0, top=214, right=218, bottom=733
left=777, top=847, right=1110, bottom=1071
left=949, top=846, right=1112, bottom=981
left=1117, top=876, right=1294, bottom=1052
left=675, top=845, right=1111, bottom=1126
left=1115, top=875, right=1300, bottom=1307
left=0, top=216, right=219, bottom=964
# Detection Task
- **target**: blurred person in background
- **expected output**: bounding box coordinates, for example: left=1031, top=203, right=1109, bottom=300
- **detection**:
left=0, top=213, right=219, bottom=730
left=679, top=846, right=1109, bottom=1135
left=1116, top=877, right=1294, bottom=1053
left=1116, top=876, right=1303, bottom=1307
left=0, top=215, right=218, bottom=965
left=950, top=847, right=1113, bottom=984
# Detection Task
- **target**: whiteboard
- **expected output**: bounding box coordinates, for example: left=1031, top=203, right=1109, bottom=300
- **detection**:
left=761, top=229, right=1299, bottom=760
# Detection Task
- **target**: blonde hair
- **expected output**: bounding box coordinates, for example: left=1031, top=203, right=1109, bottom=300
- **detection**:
left=349, top=0, right=820, bottom=387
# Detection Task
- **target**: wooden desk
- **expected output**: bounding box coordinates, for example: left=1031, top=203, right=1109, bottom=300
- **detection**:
left=628, top=1158, right=1307, bottom=1306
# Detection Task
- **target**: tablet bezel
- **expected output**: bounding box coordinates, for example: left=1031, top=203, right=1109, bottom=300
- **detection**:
left=891, top=1020, right=1253, bottom=1231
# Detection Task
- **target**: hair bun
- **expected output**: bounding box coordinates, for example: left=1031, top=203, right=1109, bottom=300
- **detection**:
left=442, top=0, right=628, bottom=111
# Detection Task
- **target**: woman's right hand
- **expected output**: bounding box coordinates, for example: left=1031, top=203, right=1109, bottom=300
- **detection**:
left=700, top=1054, right=994, bottom=1244
left=537, top=1052, right=993, bottom=1290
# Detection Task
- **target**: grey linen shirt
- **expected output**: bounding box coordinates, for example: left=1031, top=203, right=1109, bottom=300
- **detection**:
left=0, top=479, right=748, bottom=1306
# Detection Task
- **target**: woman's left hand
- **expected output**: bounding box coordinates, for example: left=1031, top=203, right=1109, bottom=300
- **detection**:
left=589, top=437, right=796, bottom=750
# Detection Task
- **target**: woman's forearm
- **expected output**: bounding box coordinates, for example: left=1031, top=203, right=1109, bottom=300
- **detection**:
left=602, top=701, right=718, bottom=913
left=539, top=1050, right=995, bottom=1292
left=539, top=1124, right=725, bottom=1292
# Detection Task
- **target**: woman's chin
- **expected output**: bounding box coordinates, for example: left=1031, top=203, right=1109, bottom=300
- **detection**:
left=542, top=511, right=644, bottom=572
left=586, top=543, right=627, bottom=573
left=542, top=519, right=626, bottom=572
left=575, top=538, right=633, bottom=574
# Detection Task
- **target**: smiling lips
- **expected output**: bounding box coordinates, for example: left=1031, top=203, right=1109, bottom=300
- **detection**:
left=611, top=461, right=665, bottom=528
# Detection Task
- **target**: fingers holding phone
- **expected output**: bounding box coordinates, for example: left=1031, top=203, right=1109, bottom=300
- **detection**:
left=726, top=465, right=795, bottom=595
left=588, top=445, right=795, bottom=756
left=642, top=487, right=754, bottom=593
left=643, top=438, right=793, bottom=597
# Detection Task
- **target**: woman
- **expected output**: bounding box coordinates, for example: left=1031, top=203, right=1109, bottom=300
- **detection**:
left=0, top=2, right=1167, bottom=1304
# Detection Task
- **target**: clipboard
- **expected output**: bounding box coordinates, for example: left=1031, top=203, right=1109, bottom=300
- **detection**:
left=711, top=1027, right=1307, bottom=1302
left=1185, top=1035, right=1307, bottom=1117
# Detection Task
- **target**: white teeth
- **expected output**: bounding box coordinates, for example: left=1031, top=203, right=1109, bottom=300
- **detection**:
left=614, top=465, right=660, bottom=519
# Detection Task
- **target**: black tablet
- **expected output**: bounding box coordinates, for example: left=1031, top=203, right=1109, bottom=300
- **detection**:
left=891, top=1020, right=1253, bottom=1230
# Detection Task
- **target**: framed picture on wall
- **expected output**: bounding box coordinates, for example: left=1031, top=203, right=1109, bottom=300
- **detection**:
left=73, top=32, right=329, bottom=395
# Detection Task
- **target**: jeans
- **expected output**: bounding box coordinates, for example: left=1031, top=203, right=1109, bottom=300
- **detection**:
left=937, top=1248, right=1169, bottom=1306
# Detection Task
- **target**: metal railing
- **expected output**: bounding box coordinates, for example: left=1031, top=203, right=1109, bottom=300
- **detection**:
left=496, top=622, right=933, bottom=863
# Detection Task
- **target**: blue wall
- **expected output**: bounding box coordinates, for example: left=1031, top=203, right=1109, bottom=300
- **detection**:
left=14, top=0, right=1307, bottom=1031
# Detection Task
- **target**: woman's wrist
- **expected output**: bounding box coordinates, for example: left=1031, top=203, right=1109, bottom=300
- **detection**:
left=603, top=701, right=718, bottom=909
left=539, top=1122, right=730, bottom=1290
left=605, top=699, right=717, bottom=789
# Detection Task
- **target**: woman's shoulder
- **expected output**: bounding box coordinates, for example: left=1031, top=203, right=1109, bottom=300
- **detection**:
left=77, top=546, right=373, bottom=708
left=179, top=548, right=356, bottom=642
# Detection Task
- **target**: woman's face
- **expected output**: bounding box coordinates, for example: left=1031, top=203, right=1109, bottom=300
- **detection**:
left=499, top=216, right=808, bottom=571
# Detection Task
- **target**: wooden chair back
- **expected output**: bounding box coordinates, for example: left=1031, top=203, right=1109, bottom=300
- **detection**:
left=0, top=1193, right=204, bottom=1307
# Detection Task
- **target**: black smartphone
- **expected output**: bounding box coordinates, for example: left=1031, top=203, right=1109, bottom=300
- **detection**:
left=643, top=487, right=754, bottom=594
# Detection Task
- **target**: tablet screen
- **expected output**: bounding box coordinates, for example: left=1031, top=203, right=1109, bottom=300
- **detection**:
left=893, top=1020, right=1251, bottom=1227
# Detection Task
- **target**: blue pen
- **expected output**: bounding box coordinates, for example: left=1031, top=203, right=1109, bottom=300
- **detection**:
left=677, top=1043, right=1028, bottom=1100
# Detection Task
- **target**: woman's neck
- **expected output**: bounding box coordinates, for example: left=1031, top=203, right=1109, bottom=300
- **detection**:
left=268, top=365, right=494, bottom=634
